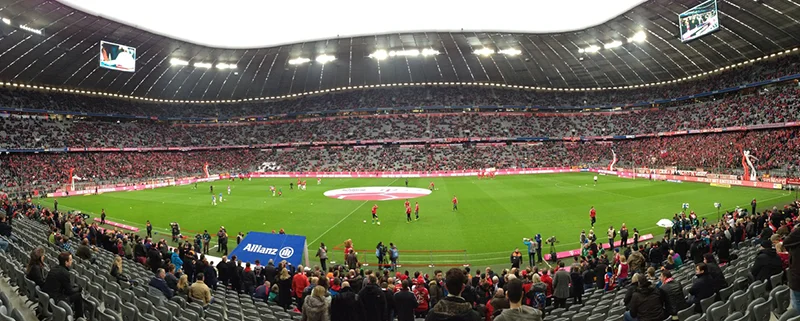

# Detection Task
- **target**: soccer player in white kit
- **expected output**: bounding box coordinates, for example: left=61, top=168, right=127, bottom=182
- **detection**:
left=227, top=185, right=231, bottom=195
left=212, top=195, right=217, bottom=206
left=594, top=175, right=598, bottom=186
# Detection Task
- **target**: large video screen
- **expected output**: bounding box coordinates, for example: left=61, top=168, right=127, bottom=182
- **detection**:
left=99, top=41, right=136, bottom=72
left=679, top=0, right=720, bottom=42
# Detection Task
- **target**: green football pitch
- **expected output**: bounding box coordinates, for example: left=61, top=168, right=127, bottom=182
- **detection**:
left=55, top=173, right=795, bottom=269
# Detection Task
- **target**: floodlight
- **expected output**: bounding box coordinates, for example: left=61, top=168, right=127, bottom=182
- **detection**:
left=288, top=57, right=311, bottom=65
left=315, top=54, right=336, bottom=64
left=474, top=48, right=495, bottom=56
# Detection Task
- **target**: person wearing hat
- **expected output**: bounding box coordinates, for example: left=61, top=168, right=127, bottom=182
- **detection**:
left=751, top=239, right=784, bottom=287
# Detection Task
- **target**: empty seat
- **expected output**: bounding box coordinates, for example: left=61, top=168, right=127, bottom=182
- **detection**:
left=572, top=312, right=590, bottom=321
left=35, top=287, right=52, bottom=319
left=135, top=297, right=154, bottom=315
left=719, top=285, right=735, bottom=301
left=153, top=307, right=173, bottom=321
left=728, top=291, right=748, bottom=314
left=586, top=315, right=606, bottom=321
left=699, top=296, right=716, bottom=314
left=773, top=286, right=791, bottom=318
left=722, top=312, right=743, bottom=321
left=186, top=302, right=204, bottom=319
left=750, top=281, right=768, bottom=301
left=771, top=273, right=784, bottom=289
left=677, top=306, right=696, bottom=321
left=706, top=301, right=730, bottom=321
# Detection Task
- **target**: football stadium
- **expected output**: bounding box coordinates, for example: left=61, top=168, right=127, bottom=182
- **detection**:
left=0, top=1, right=800, bottom=321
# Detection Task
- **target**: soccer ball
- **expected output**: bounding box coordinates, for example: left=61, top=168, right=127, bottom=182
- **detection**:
left=377, top=222, right=381, bottom=225
left=363, top=220, right=367, bottom=223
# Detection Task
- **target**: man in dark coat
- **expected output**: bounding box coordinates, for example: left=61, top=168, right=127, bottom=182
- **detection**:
left=331, top=282, right=366, bottom=321
left=659, top=270, right=688, bottom=317
left=553, top=262, right=571, bottom=308
left=570, top=267, right=585, bottom=304
left=263, top=259, right=277, bottom=284
left=425, top=268, right=481, bottom=321
left=147, top=246, right=162, bottom=273
left=714, top=235, right=732, bottom=263
left=783, top=224, right=800, bottom=311
left=228, top=256, right=241, bottom=292
left=217, top=257, right=229, bottom=286
left=382, top=282, right=396, bottom=321
left=394, top=280, right=418, bottom=321
left=689, top=237, right=707, bottom=264
left=688, top=263, right=715, bottom=313
left=357, top=275, right=386, bottom=321
left=626, top=278, right=668, bottom=321
left=751, top=240, right=784, bottom=286
left=149, top=268, right=174, bottom=299
left=43, top=253, right=84, bottom=318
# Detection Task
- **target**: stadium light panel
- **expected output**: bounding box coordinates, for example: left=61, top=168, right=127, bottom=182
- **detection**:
left=194, top=62, right=212, bottom=68
left=581, top=45, right=601, bottom=53
left=2, top=18, right=10, bottom=25
left=19, top=24, right=42, bottom=35
left=474, top=48, right=495, bottom=56
left=421, top=48, right=440, bottom=56
left=288, top=57, right=311, bottom=65
left=216, top=63, right=237, bottom=70
left=170, top=58, right=189, bottom=66
left=369, top=50, right=388, bottom=60
left=498, top=49, right=522, bottom=56
left=315, top=54, right=336, bottom=64
left=628, top=31, right=646, bottom=43
left=603, top=40, right=622, bottom=49
left=389, top=49, right=420, bottom=57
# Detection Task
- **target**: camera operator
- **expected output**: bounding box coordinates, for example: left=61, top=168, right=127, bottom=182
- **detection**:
left=546, top=236, right=559, bottom=262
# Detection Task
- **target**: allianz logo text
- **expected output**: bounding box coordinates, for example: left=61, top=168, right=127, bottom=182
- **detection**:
left=242, top=244, right=295, bottom=259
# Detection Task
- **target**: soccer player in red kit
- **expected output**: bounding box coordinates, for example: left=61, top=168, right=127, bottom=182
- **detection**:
left=429, top=182, right=435, bottom=190
left=404, top=199, right=410, bottom=209
left=406, top=206, right=412, bottom=223
left=371, top=204, right=380, bottom=224
left=414, top=202, right=420, bottom=221
left=590, top=206, right=596, bottom=227
left=452, top=196, right=458, bottom=212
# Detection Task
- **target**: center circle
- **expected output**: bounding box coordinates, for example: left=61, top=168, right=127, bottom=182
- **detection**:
left=323, top=187, right=432, bottom=201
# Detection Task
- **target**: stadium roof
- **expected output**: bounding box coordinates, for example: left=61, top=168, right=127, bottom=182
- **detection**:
left=0, top=0, right=798, bottom=101
left=54, top=0, right=647, bottom=48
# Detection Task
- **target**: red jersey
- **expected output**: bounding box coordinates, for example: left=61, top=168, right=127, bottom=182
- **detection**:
left=429, top=182, right=434, bottom=187
left=372, top=205, right=378, bottom=214
left=452, top=197, right=458, bottom=204
left=415, top=204, right=419, bottom=211
left=590, top=208, right=596, bottom=218
left=404, top=200, right=410, bottom=208
left=406, top=207, right=411, bottom=215
left=302, top=180, right=307, bottom=186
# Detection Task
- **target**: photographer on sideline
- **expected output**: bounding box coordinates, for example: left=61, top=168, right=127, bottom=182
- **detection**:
left=546, top=236, right=559, bottom=262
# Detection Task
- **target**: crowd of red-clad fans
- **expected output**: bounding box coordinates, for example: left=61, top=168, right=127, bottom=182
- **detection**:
left=0, top=53, right=798, bottom=119
left=1, top=127, right=798, bottom=195
left=1, top=83, right=799, bottom=150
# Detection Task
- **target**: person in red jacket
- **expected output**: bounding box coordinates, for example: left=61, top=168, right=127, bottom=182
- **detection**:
left=540, top=270, right=554, bottom=297
left=413, top=280, right=430, bottom=318
left=292, top=265, right=310, bottom=309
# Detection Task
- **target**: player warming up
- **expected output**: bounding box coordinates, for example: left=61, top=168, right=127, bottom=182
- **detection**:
left=210, top=185, right=214, bottom=194
left=371, top=204, right=380, bottom=225
left=405, top=205, right=412, bottom=223
left=227, top=185, right=231, bottom=195
left=414, top=202, right=420, bottom=221
left=429, top=181, right=435, bottom=191
left=590, top=206, right=596, bottom=227
left=594, top=175, right=598, bottom=186
left=452, top=195, right=458, bottom=212
left=212, top=194, right=217, bottom=206
left=219, top=192, right=224, bottom=202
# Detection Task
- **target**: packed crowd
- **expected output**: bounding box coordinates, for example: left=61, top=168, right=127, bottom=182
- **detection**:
left=0, top=53, right=798, bottom=119
left=9, top=195, right=799, bottom=321
left=1, top=83, right=799, bottom=150
left=1, top=127, right=798, bottom=195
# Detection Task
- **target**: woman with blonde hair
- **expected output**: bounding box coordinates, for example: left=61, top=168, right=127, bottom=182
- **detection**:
left=277, top=268, right=293, bottom=308
left=110, top=256, right=129, bottom=283
left=177, top=274, right=190, bottom=296
left=301, top=286, right=330, bottom=321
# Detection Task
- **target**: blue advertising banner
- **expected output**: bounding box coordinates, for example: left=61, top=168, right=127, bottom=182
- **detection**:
left=228, top=232, right=307, bottom=268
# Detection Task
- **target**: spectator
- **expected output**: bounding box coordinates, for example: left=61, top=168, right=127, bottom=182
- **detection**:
left=357, top=275, right=386, bottom=321
left=277, top=268, right=293, bottom=309
left=177, top=274, right=190, bottom=296
left=330, top=281, right=365, bottom=321
left=75, top=239, right=93, bottom=262
left=487, top=288, right=509, bottom=320
left=188, top=272, right=212, bottom=306
left=553, top=261, right=571, bottom=308
left=494, top=278, right=542, bottom=321
left=394, top=280, right=417, bottom=321
left=687, top=263, right=714, bottom=313
left=702, top=254, right=727, bottom=292
left=242, top=262, right=257, bottom=295
left=165, top=264, right=179, bottom=291
left=625, top=278, right=668, bottom=321
left=570, top=265, right=585, bottom=305
left=292, top=265, right=310, bottom=310
left=782, top=225, right=800, bottom=311
left=149, top=268, right=174, bottom=299
left=254, top=280, right=271, bottom=301
left=43, top=252, right=84, bottom=318
left=25, top=247, right=46, bottom=287
left=0, top=214, right=10, bottom=252
left=425, top=268, right=481, bottom=321
left=302, top=286, right=330, bottom=321
left=659, top=270, right=687, bottom=317
left=414, top=279, right=431, bottom=318
left=751, top=239, right=784, bottom=286
left=110, top=255, right=129, bottom=284
left=203, top=259, right=218, bottom=290
left=316, top=243, right=328, bottom=272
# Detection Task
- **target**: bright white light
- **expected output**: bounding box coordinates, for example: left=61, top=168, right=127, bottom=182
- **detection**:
left=1, top=18, right=10, bottom=25
left=628, top=31, right=646, bottom=43
left=369, top=50, right=388, bottom=60
left=288, top=57, right=311, bottom=65
left=19, top=25, right=42, bottom=35
left=170, top=58, right=189, bottom=66
left=581, top=45, right=601, bottom=53
left=56, top=0, right=647, bottom=48
left=421, top=48, right=440, bottom=56
left=216, top=63, right=237, bottom=70
left=474, top=48, right=495, bottom=56
left=603, top=40, right=622, bottom=49
left=389, top=49, right=420, bottom=57
left=315, top=54, right=336, bottom=64
left=498, top=48, right=522, bottom=56
left=193, top=62, right=212, bottom=68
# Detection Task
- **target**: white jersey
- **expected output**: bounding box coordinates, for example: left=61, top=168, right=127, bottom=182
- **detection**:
left=594, top=176, right=598, bottom=181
